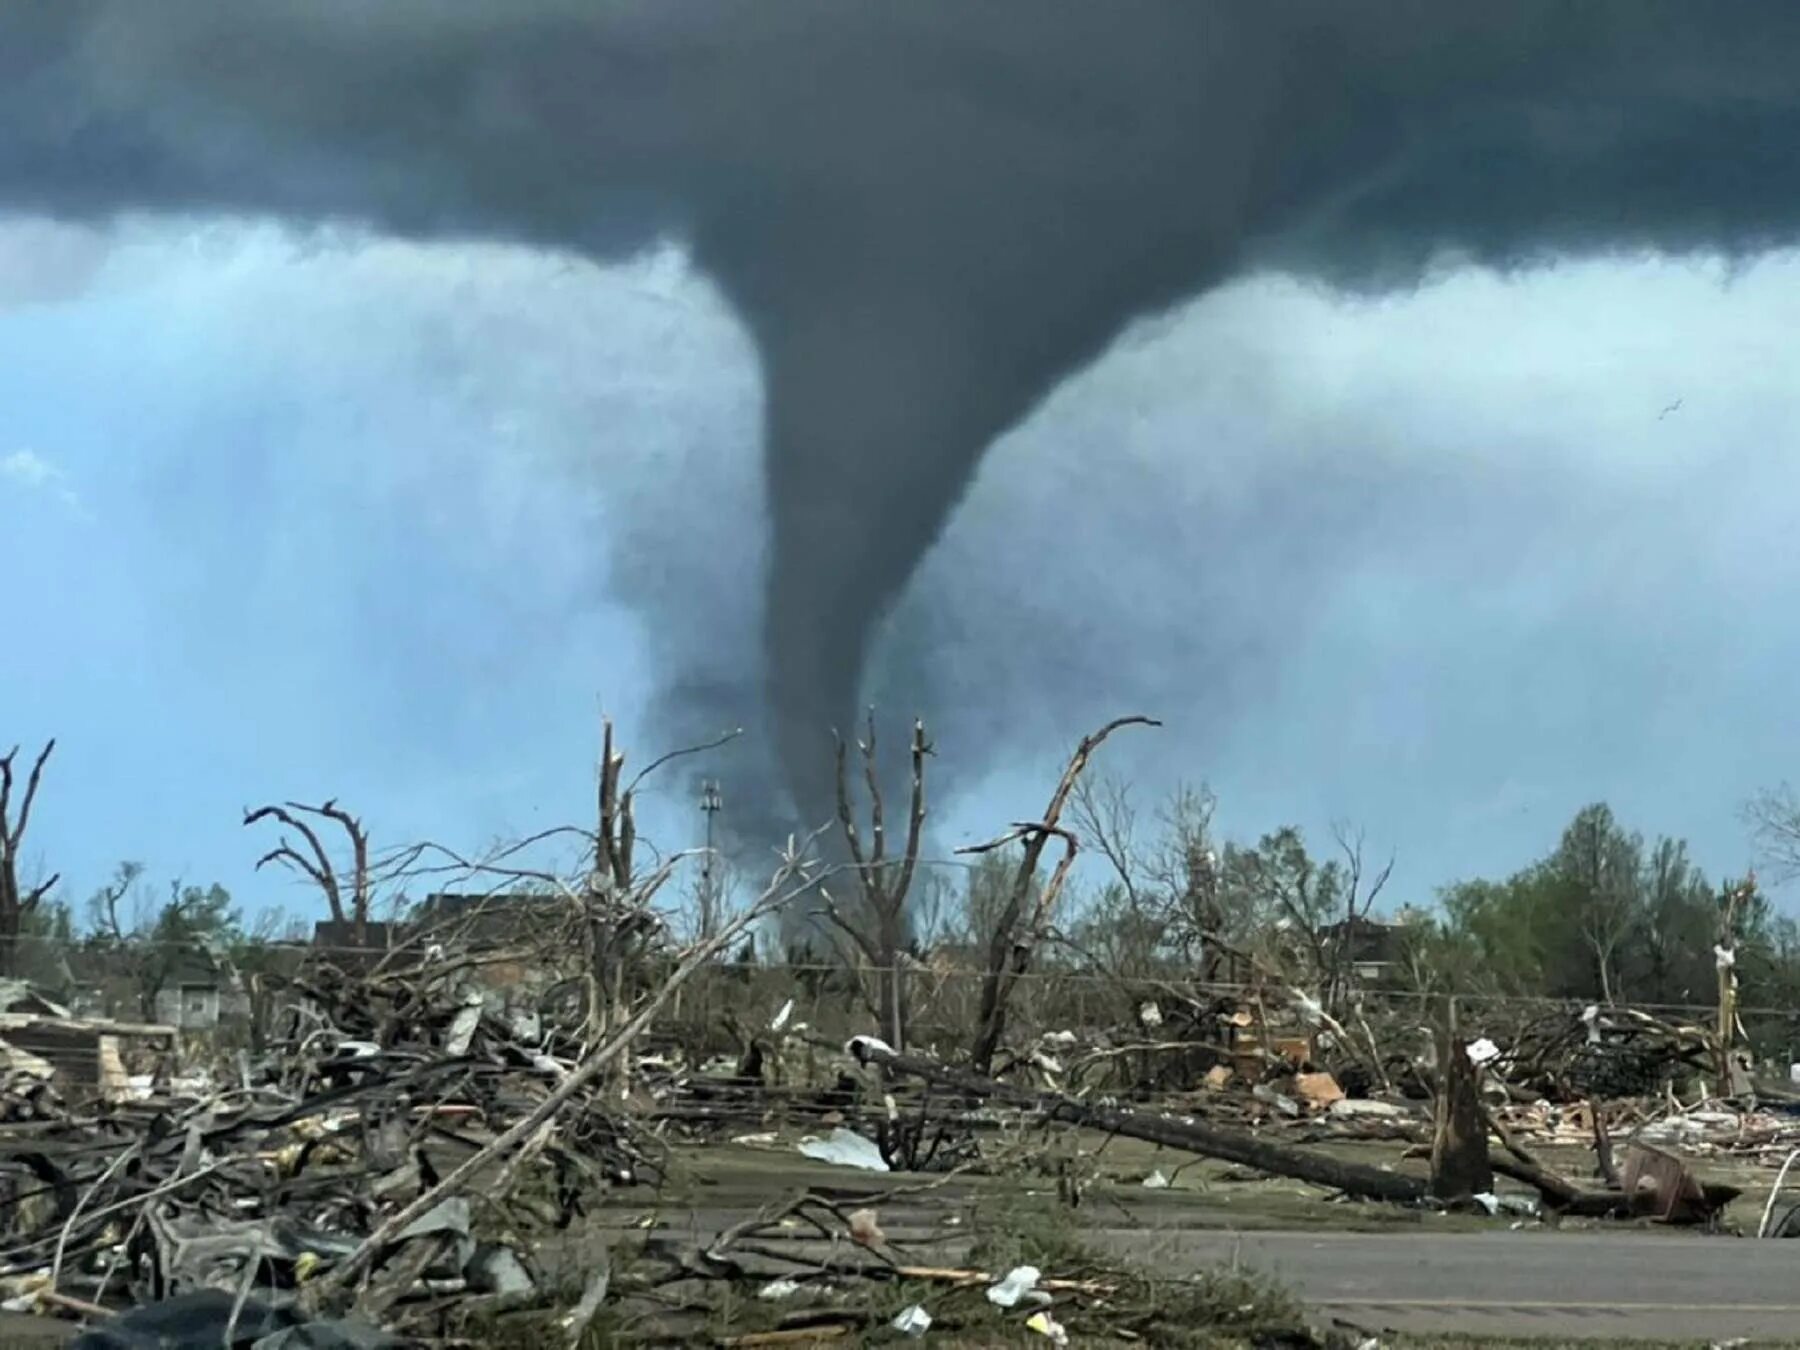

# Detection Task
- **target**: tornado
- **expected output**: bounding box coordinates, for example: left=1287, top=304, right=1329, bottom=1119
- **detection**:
left=5, top=1, right=1800, bottom=830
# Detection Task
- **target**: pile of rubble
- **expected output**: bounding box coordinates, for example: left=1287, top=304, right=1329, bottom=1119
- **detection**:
left=0, top=951, right=651, bottom=1346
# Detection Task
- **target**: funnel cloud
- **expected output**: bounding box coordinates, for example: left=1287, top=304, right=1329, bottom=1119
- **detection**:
left=6, top=2, right=1800, bottom=833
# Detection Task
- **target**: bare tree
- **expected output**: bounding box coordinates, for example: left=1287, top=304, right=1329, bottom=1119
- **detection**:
left=1746, top=784, right=1800, bottom=881
left=964, top=715, right=1158, bottom=1074
left=816, top=714, right=928, bottom=1052
left=243, top=799, right=373, bottom=945
left=583, top=718, right=670, bottom=1079
left=1065, top=775, right=1222, bottom=983
left=0, top=740, right=57, bottom=978
left=1320, top=820, right=1395, bottom=1014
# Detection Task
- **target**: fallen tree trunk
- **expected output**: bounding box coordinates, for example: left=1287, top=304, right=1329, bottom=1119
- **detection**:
left=843, top=1038, right=1429, bottom=1205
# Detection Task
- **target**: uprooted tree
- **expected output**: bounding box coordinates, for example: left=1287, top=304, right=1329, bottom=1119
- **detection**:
left=0, top=740, right=57, bottom=979
left=963, top=714, right=1159, bottom=1075
left=817, top=714, right=928, bottom=1053
left=243, top=798, right=374, bottom=946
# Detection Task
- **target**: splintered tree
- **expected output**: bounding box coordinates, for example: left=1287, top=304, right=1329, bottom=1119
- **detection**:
left=818, top=714, right=927, bottom=1053
left=585, top=718, right=664, bottom=1079
left=964, top=715, right=1158, bottom=1075
left=0, top=740, right=57, bottom=979
left=243, top=799, right=373, bottom=946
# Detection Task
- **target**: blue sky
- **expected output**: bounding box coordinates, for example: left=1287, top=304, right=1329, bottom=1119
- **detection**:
left=6, top=215, right=1800, bottom=927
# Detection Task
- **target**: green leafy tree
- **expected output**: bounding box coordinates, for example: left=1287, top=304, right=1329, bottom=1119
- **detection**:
left=1549, top=804, right=1644, bottom=1004
left=87, top=863, right=240, bottom=1019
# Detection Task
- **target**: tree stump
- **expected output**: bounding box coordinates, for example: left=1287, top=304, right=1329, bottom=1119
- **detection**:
left=1431, top=1006, right=1492, bottom=1200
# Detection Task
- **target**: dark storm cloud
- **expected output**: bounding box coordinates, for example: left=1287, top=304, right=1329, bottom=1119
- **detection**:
left=6, top=1, right=1800, bottom=836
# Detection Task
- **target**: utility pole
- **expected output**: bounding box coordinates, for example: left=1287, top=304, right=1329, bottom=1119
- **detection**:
left=699, top=780, right=723, bottom=940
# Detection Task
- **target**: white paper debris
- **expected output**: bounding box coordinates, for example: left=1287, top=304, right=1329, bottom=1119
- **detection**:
left=1138, top=1000, right=1163, bottom=1029
left=770, top=998, right=794, bottom=1033
left=1042, top=1029, right=1078, bottom=1048
left=891, top=1304, right=932, bottom=1336
left=758, top=1278, right=801, bottom=1301
left=1465, top=1037, right=1501, bottom=1066
left=987, top=1265, right=1041, bottom=1308
left=796, top=1127, right=889, bottom=1172
left=1142, top=1169, right=1171, bottom=1189
left=1581, top=1004, right=1602, bottom=1045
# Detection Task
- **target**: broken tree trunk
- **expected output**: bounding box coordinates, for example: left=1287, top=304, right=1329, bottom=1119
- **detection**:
left=1430, top=1003, right=1492, bottom=1200
left=844, top=1037, right=1427, bottom=1205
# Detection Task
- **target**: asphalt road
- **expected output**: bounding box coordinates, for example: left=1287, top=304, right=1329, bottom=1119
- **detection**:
left=1093, top=1228, right=1800, bottom=1342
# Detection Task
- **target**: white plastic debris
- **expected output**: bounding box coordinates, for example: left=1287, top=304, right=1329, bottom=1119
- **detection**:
left=796, top=1127, right=889, bottom=1172
left=1142, top=1169, right=1171, bottom=1189
left=1715, top=944, right=1737, bottom=970
left=1790, top=1062, right=1800, bottom=1085
left=1253, top=1082, right=1302, bottom=1117
left=891, top=1304, right=932, bottom=1336
left=845, top=1034, right=895, bottom=1062
left=1026, top=1310, right=1069, bottom=1345
left=1328, top=1098, right=1408, bottom=1119
left=1042, top=1029, right=1078, bottom=1048
left=1290, top=990, right=1324, bottom=1028
left=1138, top=1000, right=1163, bottom=1029
left=987, top=1265, right=1041, bottom=1308
left=770, top=998, right=794, bottom=1034
left=1465, top=1037, right=1502, bottom=1067
left=467, top=1244, right=535, bottom=1296
left=758, top=1278, right=801, bottom=1301
left=1029, top=1049, right=1064, bottom=1075
left=1472, top=1192, right=1500, bottom=1215
left=445, top=997, right=483, bottom=1057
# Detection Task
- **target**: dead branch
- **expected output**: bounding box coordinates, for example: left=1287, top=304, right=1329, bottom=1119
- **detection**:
left=965, top=715, right=1159, bottom=1073
left=0, top=739, right=57, bottom=976
left=826, top=714, right=929, bottom=1052
left=310, top=837, right=821, bottom=1303
left=244, top=800, right=377, bottom=945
